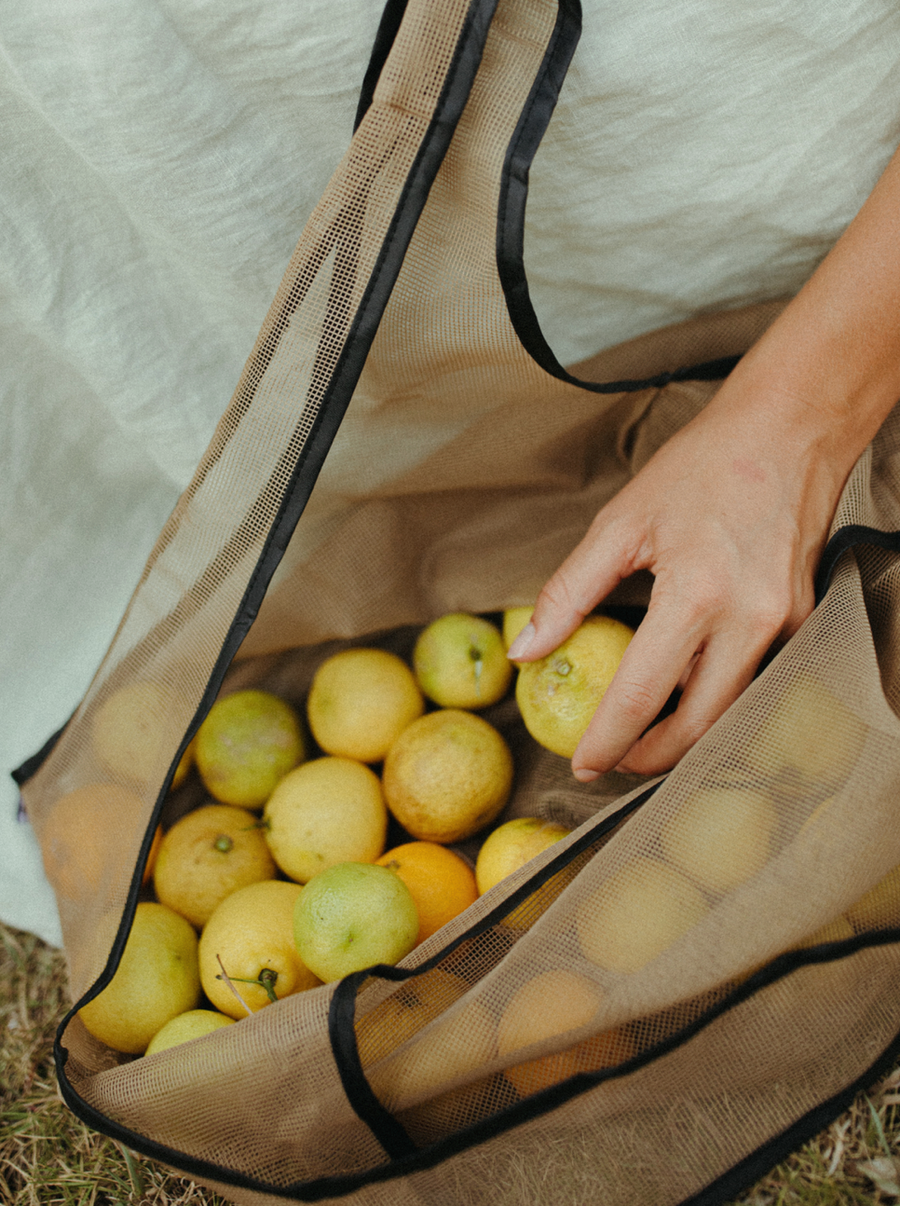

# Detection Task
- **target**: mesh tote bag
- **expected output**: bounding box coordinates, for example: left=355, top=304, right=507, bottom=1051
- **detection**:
left=15, top=0, right=900, bottom=1203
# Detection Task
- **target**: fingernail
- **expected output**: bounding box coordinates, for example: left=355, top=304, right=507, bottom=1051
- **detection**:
left=507, top=622, right=535, bottom=661
left=573, top=767, right=599, bottom=784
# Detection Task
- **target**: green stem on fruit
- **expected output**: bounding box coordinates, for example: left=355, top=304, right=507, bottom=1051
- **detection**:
left=552, top=657, right=572, bottom=677
left=215, top=967, right=280, bottom=1005
left=214, top=834, right=234, bottom=854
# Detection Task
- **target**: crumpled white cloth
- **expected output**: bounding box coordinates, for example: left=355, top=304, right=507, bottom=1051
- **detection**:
left=2, top=0, right=898, bottom=945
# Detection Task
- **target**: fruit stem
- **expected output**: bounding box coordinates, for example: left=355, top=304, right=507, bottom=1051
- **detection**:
left=214, top=834, right=234, bottom=854
left=215, top=968, right=280, bottom=1005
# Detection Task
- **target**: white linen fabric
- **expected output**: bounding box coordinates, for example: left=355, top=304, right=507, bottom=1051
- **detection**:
left=2, top=0, right=898, bottom=944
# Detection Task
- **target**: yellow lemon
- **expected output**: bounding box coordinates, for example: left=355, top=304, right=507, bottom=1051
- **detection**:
left=263, top=756, right=387, bottom=883
left=413, top=613, right=513, bottom=709
left=475, top=817, right=571, bottom=895
left=145, top=1008, right=235, bottom=1056
left=659, top=786, right=778, bottom=894
left=170, top=737, right=196, bottom=791
left=292, top=861, right=419, bottom=983
left=195, top=689, right=305, bottom=808
left=502, top=606, right=534, bottom=654
left=497, top=970, right=634, bottom=1096
left=199, top=879, right=321, bottom=1018
left=357, top=970, right=470, bottom=1067
left=91, top=681, right=184, bottom=788
left=78, top=901, right=201, bottom=1054
left=366, top=992, right=495, bottom=1107
left=577, top=857, right=709, bottom=974
left=153, top=804, right=276, bottom=929
left=743, top=673, right=866, bottom=785
left=846, top=863, right=900, bottom=932
left=306, top=647, right=424, bottom=763
left=376, top=842, right=478, bottom=945
left=516, top=615, right=634, bottom=758
left=382, top=709, right=514, bottom=844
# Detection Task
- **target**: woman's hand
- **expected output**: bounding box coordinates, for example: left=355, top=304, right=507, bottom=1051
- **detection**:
left=508, top=378, right=846, bottom=777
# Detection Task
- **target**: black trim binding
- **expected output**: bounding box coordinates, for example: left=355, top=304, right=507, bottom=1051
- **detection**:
left=354, top=0, right=410, bottom=131
left=814, top=522, right=900, bottom=605
left=495, top=0, right=741, bottom=393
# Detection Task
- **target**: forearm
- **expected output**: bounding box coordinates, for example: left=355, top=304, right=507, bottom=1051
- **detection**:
left=710, top=141, right=900, bottom=480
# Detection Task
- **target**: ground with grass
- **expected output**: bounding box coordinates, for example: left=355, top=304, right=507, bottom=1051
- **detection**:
left=2, top=919, right=899, bottom=1205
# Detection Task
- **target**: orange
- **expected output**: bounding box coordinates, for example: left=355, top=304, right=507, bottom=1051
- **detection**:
left=91, top=681, right=185, bottom=789
left=39, top=783, right=146, bottom=901
left=497, top=970, right=633, bottom=1096
left=413, top=613, right=513, bottom=710
left=376, top=842, right=478, bottom=945
left=153, top=804, right=276, bottom=928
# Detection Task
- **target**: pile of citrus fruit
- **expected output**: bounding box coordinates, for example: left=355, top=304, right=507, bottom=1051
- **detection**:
left=75, top=606, right=638, bottom=1059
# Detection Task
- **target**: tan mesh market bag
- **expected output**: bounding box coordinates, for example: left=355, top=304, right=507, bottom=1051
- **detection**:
left=15, top=0, right=900, bottom=1202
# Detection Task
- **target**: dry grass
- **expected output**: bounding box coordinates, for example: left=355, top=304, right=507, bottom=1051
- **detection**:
left=2, top=918, right=899, bottom=1205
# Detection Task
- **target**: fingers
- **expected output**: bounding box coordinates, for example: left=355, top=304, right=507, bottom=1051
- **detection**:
left=570, top=594, right=708, bottom=778
left=571, top=579, right=811, bottom=778
left=507, top=517, right=639, bottom=663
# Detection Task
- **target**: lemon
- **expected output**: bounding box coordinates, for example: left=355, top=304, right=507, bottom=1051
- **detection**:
left=382, top=709, right=514, bottom=844
left=364, top=984, right=495, bottom=1107
left=263, top=756, right=388, bottom=883
left=78, top=901, right=201, bottom=1054
left=413, top=613, right=513, bottom=709
left=475, top=817, right=571, bottom=895
left=659, top=786, right=777, bottom=894
left=145, top=1008, right=235, bottom=1055
left=743, top=673, right=866, bottom=785
left=91, top=681, right=183, bottom=788
left=846, top=863, right=900, bottom=932
left=170, top=737, right=196, bottom=791
left=577, top=857, right=709, bottom=973
left=195, top=689, right=305, bottom=808
left=293, top=861, right=419, bottom=983
left=306, top=647, right=424, bottom=763
left=153, top=804, right=276, bottom=928
left=356, top=969, right=469, bottom=1067
left=516, top=615, right=634, bottom=758
left=199, top=879, right=321, bottom=1018
left=502, top=606, right=534, bottom=653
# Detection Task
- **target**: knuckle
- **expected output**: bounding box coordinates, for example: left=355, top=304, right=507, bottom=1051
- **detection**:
left=613, top=678, right=659, bottom=725
left=744, top=587, right=795, bottom=641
